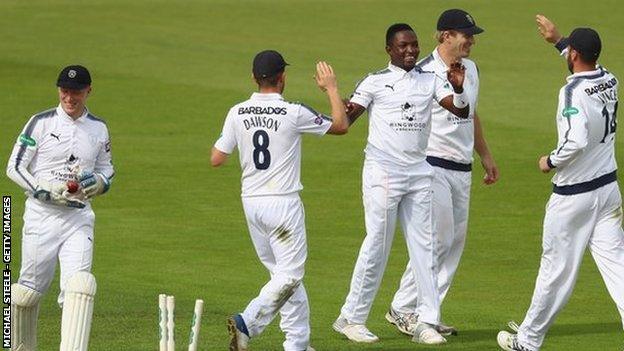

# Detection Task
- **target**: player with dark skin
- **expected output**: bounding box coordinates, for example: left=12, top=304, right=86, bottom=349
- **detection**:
left=346, top=29, right=469, bottom=124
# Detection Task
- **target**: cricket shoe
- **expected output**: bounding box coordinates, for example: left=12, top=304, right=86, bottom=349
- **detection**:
left=497, top=331, right=533, bottom=351
left=227, top=314, right=250, bottom=351
left=411, top=321, right=447, bottom=345
left=385, top=308, right=417, bottom=335
left=333, top=316, right=379, bottom=343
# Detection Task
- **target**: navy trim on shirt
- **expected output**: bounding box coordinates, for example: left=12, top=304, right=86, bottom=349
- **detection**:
left=15, top=109, right=56, bottom=191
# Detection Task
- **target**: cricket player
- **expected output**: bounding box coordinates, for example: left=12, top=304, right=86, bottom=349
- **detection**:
left=212, top=51, right=348, bottom=351
left=387, top=9, right=499, bottom=337
left=333, top=23, right=470, bottom=345
left=497, top=16, right=624, bottom=351
left=6, top=65, right=114, bottom=351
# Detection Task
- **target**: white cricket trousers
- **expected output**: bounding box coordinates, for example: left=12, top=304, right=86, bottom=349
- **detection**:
left=18, top=198, right=95, bottom=305
left=240, top=194, right=310, bottom=351
left=518, top=181, right=624, bottom=351
left=340, top=160, right=441, bottom=325
left=392, top=166, right=471, bottom=313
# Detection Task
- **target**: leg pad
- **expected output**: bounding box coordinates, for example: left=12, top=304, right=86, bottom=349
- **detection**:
left=60, top=272, right=97, bottom=351
left=11, top=284, right=43, bottom=351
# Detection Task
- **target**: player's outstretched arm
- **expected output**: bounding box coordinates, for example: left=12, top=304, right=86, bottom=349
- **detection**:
left=439, top=62, right=470, bottom=118
left=315, top=61, right=349, bottom=135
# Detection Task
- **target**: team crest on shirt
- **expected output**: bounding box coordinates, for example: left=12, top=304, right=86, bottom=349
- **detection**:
left=314, top=115, right=324, bottom=125
left=401, top=102, right=417, bottom=121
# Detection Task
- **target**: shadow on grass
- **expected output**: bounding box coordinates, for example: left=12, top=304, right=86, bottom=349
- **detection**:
left=454, top=321, right=621, bottom=343
left=353, top=322, right=623, bottom=351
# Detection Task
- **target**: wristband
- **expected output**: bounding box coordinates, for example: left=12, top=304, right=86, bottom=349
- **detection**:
left=547, top=156, right=557, bottom=169
left=555, top=37, right=569, bottom=54
left=452, top=91, right=468, bottom=109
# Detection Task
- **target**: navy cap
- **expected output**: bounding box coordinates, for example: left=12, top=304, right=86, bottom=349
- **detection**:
left=252, top=50, right=288, bottom=78
left=437, top=9, right=484, bottom=35
left=57, top=65, right=91, bottom=89
left=568, top=27, right=601, bottom=61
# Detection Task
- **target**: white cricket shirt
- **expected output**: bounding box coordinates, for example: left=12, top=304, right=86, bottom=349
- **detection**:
left=7, top=105, right=115, bottom=200
left=419, top=48, right=479, bottom=164
left=214, top=93, right=331, bottom=197
left=549, top=68, right=619, bottom=186
left=350, top=63, right=453, bottom=167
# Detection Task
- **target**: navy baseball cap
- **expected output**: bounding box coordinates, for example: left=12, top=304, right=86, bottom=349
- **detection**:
left=437, top=9, right=484, bottom=35
left=252, top=50, right=289, bottom=78
left=57, top=65, right=91, bottom=89
left=568, top=27, right=601, bottom=61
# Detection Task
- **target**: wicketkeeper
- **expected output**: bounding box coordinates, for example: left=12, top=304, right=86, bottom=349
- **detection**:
left=6, top=65, right=114, bottom=351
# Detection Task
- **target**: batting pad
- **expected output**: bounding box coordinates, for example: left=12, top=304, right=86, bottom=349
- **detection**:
left=60, top=271, right=97, bottom=351
left=11, top=283, right=43, bottom=351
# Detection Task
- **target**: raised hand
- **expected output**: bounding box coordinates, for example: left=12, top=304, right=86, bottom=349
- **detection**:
left=447, top=61, right=466, bottom=93
left=315, top=61, right=338, bottom=92
left=536, top=14, right=563, bottom=44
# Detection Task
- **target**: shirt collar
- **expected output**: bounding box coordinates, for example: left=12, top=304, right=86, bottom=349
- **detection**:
left=387, top=62, right=416, bottom=75
left=56, top=104, right=89, bottom=122
left=566, top=67, right=603, bottom=82
left=250, top=92, right=284, bottom=101
left=431, top=47, right=450, bottom=72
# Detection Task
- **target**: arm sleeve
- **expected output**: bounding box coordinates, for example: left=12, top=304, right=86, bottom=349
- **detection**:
left=214, top=110, right=237, bottom=154
left=549, top=92, right=589, bottom=168
left=433, top=75, right=454, bottom=103
left=296, top=103, right=332, bottom=136
left=94, top=127, right=115, bottom=193
left=349, top=75, right=375, bottom=108
left=6, top=116, right=43, bottom=193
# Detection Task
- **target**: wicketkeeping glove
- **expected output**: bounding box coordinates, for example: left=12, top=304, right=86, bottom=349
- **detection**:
left=32, top=181, right=86, bottom=208
left=78, top=172, right=110, bottom=199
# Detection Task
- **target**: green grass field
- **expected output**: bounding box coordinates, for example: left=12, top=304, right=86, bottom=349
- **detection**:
left=1, top=0, right=624, bottom=350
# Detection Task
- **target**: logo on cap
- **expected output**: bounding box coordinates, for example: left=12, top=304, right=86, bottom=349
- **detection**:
left=466, top=14, right=474, bottom=25
left=68, top=70, right=77, bottom=78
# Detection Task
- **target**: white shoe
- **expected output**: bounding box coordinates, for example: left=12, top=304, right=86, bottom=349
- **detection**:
left=333, top=316, right=379, bottom=343
left=227, top=315, right=250, bottom=351
left=497, top=330, right=533, bottom=351
left=411, top=322, right=447, bottom=345
left=385, top=308, right=417, bottom=335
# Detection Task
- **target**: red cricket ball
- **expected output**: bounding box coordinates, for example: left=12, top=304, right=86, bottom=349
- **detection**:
left=67, top=180, right=80, bottom=194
